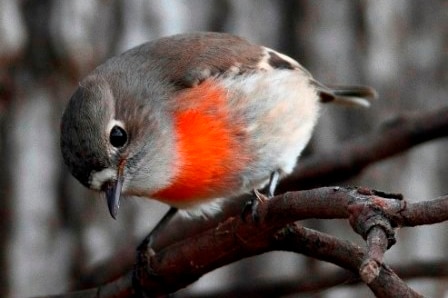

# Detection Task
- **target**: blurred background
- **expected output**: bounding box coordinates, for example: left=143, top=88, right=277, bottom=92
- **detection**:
left=0, top=0, right=447, bottom=297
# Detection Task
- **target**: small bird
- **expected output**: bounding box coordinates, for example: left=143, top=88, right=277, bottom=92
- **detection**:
left=60, top=32, right=376, bottom=231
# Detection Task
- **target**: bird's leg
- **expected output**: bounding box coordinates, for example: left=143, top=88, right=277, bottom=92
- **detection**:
left=243, top=170, right=280, bottom=222
left=267, top=169, right=280, bottom=198
left=137, top=207, right=178, bottom=252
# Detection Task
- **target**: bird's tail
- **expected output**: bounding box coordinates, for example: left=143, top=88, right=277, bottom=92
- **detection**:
left=315, top=81, right=378, bottom=108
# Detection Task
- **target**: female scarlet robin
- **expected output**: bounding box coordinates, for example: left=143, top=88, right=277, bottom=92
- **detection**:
left=60, top=32, right=376, bottom=226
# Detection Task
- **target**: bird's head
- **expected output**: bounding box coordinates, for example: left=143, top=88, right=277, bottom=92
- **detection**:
left=60, top=74, right=175, bottom=219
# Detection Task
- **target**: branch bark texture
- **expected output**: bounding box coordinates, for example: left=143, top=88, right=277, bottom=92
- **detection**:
left=34, top=106, right=448, bottom=298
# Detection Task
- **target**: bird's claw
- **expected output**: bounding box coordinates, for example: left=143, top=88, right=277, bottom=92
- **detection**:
left=242, top=189, right=269, bottom=223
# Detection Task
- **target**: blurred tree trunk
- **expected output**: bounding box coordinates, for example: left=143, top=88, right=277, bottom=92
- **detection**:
left=0, top=69, right=13, bottom=298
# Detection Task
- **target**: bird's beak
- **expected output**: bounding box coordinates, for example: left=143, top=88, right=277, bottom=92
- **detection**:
left=103, top=166, right=125, bottom=220
left=104, top=160, right=127, bottom=220
left=105, top=177, right=122, bottom=219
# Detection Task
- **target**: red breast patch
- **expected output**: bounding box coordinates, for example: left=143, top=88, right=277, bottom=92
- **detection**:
left=153, top=80, right=248, bottom=205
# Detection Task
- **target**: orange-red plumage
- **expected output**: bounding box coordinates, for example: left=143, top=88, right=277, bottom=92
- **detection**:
left=153, top=81, right=248, bottom=205
left=60, top=32, right=375, bottom=222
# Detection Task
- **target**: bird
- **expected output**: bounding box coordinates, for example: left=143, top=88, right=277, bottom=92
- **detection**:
left=60, top=32, right=376, bottom=240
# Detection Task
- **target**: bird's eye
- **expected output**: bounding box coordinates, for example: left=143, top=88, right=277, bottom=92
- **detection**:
left=109, top=125, right=127, bottom=148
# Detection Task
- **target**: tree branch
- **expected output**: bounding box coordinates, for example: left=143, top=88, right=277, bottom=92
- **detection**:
left=179, top=258, right=448, bottom=298
left=34, top=106, right=448, bottom=298
left=277, top=106, right=448, bottom=191
left=65, top=106, right=448, bottom=291
left=35, top=187, right=447, bottom=297
left=133, top=187, right=447, bottom=296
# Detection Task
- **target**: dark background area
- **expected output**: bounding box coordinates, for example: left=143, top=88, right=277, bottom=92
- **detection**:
left=0, top=1, right=446, bottom=297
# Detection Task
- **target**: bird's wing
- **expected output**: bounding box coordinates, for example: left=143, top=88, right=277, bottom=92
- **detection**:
left=120, top=32, right=304, bottom=88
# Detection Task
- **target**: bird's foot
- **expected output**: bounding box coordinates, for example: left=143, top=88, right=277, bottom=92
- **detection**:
left=242, top=170, right=280, bottom=223
left=242, top=188, right=270, bottom=224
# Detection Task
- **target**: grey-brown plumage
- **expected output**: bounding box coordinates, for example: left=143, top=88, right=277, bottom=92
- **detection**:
left=60, top=32, right=376, bottom=219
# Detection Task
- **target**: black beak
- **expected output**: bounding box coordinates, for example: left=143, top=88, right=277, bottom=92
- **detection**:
left=104, top=176, right=123, bottom=220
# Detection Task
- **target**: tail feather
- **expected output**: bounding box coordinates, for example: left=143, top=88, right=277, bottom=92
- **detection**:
left=315, top=82, right=378, bottom=108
